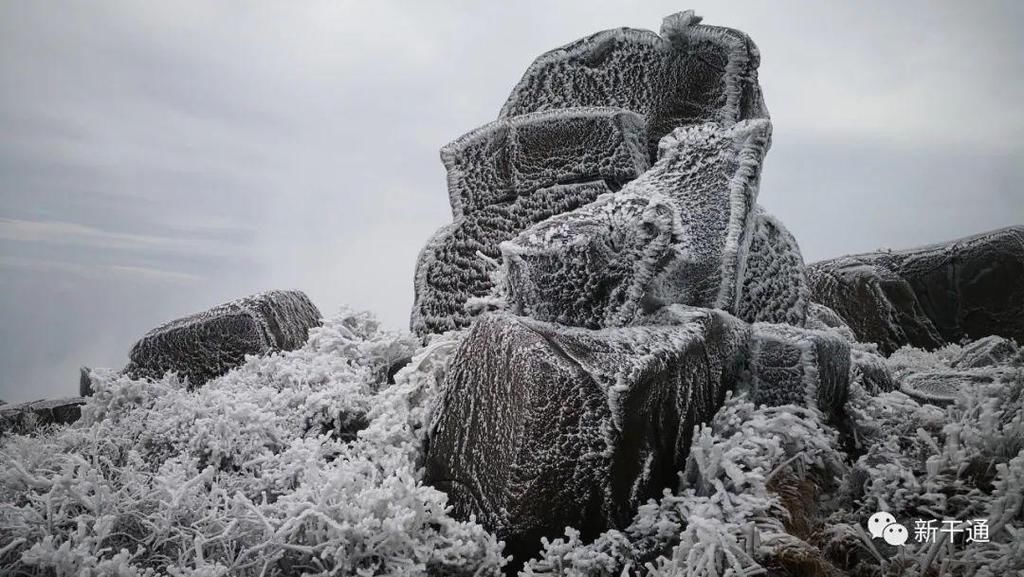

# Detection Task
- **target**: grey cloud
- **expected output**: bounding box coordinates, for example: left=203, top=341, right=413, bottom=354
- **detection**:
left=1, top=0, right=1022, bottom=402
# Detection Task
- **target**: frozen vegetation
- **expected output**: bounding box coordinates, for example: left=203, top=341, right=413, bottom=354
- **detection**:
left=1, top=310, right=1022, bottom=575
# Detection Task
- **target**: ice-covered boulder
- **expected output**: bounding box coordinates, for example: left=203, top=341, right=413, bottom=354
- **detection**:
left=807, top=226, right=1024, bottom=354
left=951, top=335, right=1019, bottom=369
left=736, top=206, right=810, bottom=326
left=126, top=290, right=322, bottom=387
left=500, top=10, right=768, bottom=157
left=411, top=107, right=650, bottom=336
left=0, top=397, right=85, bottom=436
left=742, top=323, right=851, bottom=419
left=424, top=309, right=749, bottom=561
left=885, top=226, right=1024, bottom=345
left=501, top=119, right=771, bottom=329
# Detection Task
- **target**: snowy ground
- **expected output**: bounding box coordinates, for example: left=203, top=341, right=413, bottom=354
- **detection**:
left=1, top=309, right=1021, bottom=576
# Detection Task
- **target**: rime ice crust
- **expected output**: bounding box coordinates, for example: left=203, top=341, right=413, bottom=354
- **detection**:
left=500, top=11, right=768, bottom=157
left=737, top=206, right=811, bottom=326
left=501, top=192, right=683, bottom=328
left=126, top=290, right=322, bottom=387
left=501, top=120, right=771, bottom=329
left=807, top=226, right=1024, bottom=354
left=441, top=107, right=649, bottom=218
left=743, top=323, right=851, bottom=420
left=423, top=309, right=749, bottom=561
left=411, top=108, right=650, bottom=336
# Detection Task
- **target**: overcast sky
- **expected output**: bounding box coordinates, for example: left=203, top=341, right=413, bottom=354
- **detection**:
left=2, top=1, right=1021, bottom=402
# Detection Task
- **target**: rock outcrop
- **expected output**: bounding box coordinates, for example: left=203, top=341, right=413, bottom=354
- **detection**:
left=743, top=323, right=850, bottom=419
left=412, top=108, right=649, bottom=335
left=0, top=397, right=85, bottom=436
left=737, top=207, right=810, bottom=326
left=424, top=309, right=749, bottom=560
left=502, top=120, right=772, bottom=328
left=500, top=11, right=768, bottom=157
left=807, top=226, right=1024, bottom=355
left=126, top=290, right=322, bottom=387
left=408, top=9, right=1022, bottom=567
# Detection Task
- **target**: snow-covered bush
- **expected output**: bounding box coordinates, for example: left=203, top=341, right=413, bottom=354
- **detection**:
left=3, top=309, right=1022, bottom=576
left=0, top=309, right=505, bottom=576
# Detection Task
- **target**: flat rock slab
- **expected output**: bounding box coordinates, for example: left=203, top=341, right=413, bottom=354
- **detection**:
left=736, top=206, right=810, bottom=326
left=127, top=290, right=322, bottom=387
left=900, top=370, right=996, bottom=406
left=0, top=397, right=85, bottom=436
left=500, top=11, right=768, bottom=157
left=807, top=226, right=1024, bottom=355
left=744, top=323, right=851, bottom=419
left=501, top=119, right=770, bottom=329
left=424, top=309, right=749, bottom=561
left=412, top=107, right=650, bottom=336
left=951, top=335, right=1020, bottom=369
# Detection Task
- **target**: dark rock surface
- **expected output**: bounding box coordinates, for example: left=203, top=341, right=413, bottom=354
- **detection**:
left=805, top=256, right=945, bottom=356
left=411, top=107, right=650, bottom=336
left=424, top=309, right=749, bottom=561
left=951, top=335, right=1020, bottom=369
left=501, top=119, right=771, bottom=329
left=744, top=323, right=851, bottom=419
left=126, top=290, right=322, bottom=387
left=807, top=226, right=1024, bottom=355
left=500, top=11, right=768, bottom=157
left=0, top=397, right=85, bottom=435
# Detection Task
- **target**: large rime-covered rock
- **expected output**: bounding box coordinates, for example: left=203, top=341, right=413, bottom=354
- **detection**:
left=500, top=10, right=768, bottom=157
left=411, top=107, right=650, bottom=336
left=501, top=119, right=771, bottom=329
left=126, top=290, right=322, bottom=387
left=805, top=257, right=944, bottom=356
left=807, top=226, right=1024, bottom=355
left=883, top=226, right=1024, bottom=345
left=0, top=397, right=85, bottom=435
left=424, top=309, right=749, bottom=560
left=743, top=323, right=851, bottom=419
left=736, top=207, right=810, bottom=326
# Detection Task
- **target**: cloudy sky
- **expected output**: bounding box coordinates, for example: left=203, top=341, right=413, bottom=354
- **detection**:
left=2, top=1, right=1021, bottom=402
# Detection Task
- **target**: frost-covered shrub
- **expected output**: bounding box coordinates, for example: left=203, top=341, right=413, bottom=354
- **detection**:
left=0, top=309, right=504, bottom=577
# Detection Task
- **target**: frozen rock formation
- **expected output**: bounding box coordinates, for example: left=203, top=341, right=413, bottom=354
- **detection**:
left=501, top=119, right=771, bottom=328
left=0, top=397, right=85, bottom=436
left=951, top=335, right=1019, bottom=369
left=807, top=226, right=1024, bottom=354
left=412, top=107, right=650, bottom=335
left=424, top=309, right=749, bottom=560
left=126, top=290, right=322, bottom=387
left=805, top=256, right=945, bottom=355
left=500, top=10, right=768, bottom=157
left=743, top=323, right=850, bottom=419
left=899, top=370, right=996, bottom=406
left=736, top=206, right=810, bottom=326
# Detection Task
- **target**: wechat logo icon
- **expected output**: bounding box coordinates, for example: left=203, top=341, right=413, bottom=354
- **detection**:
left=867, top=511, right=909, bottom=546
